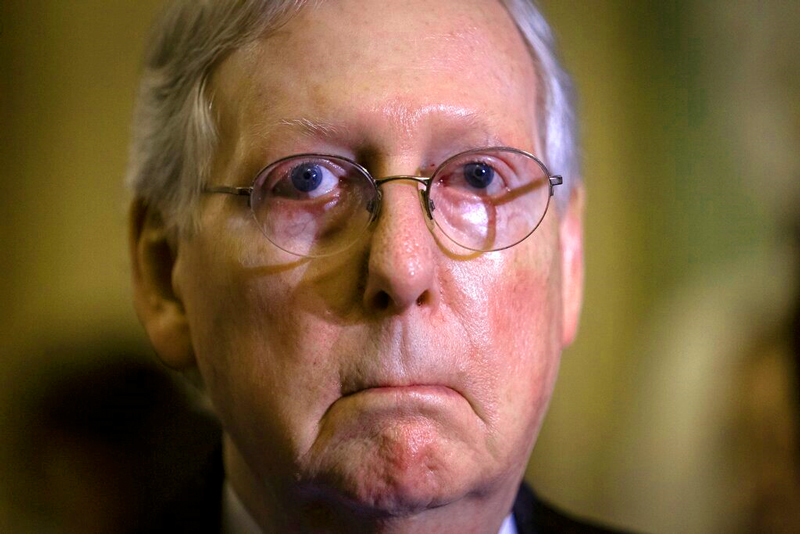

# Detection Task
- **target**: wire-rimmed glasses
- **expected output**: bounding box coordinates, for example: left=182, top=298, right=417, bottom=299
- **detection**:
left=204, top=147, right=562, bottom=258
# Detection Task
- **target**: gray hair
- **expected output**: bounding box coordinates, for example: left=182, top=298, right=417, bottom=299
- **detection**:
left=126, top=0, right=579, bottom=233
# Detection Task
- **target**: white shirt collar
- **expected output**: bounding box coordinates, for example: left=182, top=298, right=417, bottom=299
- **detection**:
left=222, top=481, right=519, bottom=534
left=498, top=512, right=519, bottom=534
left=221, top=481, right=263, bottom=534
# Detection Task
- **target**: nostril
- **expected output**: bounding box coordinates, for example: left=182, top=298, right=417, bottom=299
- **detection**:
left=372, top=291, right=391, bottom=310
left=368, top=290, right=431, bottom=311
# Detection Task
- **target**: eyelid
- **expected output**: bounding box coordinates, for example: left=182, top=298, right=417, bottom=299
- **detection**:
left=281, top=156, right=347, bottom=172
left=261, top=157, right=347, bottom=186
left=438, top=153, right=514, bottom=180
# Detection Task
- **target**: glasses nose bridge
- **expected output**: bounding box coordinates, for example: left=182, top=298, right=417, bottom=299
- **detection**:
left=371, top=175, right=435, bottom=222
left=374, top=175, right=430, bottom=187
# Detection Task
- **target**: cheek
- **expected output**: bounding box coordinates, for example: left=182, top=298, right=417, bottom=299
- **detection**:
left=483, top=231, right=563, bottom=442
left=179, top=233, right=345, bottom=471
left=490, top=252, right=562, bottom=362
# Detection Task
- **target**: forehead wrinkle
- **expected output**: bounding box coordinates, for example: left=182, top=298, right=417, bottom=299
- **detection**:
left=376, top=102, right=480, bottom=130
left=365, top=101, right=511, bottom=151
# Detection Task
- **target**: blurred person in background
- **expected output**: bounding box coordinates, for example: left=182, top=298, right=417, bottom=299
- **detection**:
left=614, top=2, right=800, bottom=532
left=126, top=0, right=628, bottom=532
left=5, top=340, right=219, bottom=534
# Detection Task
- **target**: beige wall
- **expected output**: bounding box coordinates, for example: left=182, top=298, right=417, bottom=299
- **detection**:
left=1, top=2, right=797, bottom=532
left=533, top=3, right=799, bottom=532
left=0, top=1, right=162, bottom=356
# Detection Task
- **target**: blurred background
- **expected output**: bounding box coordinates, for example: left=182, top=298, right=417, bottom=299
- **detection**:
left=1, top=1, right=798, bottom=533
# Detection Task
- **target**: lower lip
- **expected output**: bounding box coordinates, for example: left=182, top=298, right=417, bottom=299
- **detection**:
left=339, top=385, right=464, bottom=412
left=350, top=385, right=460, bottom=399
left=327, top=385, right=469, bottom=432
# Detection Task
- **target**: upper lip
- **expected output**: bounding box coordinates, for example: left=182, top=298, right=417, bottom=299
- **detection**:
left=342, top=379, right=449, bottom=395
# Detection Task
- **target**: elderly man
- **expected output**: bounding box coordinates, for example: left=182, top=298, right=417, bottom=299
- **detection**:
left=128, top=0, right=610, bottom=532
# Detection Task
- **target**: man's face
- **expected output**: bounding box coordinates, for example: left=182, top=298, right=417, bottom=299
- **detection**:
left=166, top=0, right=582, bottom=514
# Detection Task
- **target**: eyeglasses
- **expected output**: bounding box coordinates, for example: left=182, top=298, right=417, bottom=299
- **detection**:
left=204, top=147, right=562, bottom=258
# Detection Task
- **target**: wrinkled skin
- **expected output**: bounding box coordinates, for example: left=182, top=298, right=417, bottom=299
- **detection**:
left=131, top=0, right=584, bottom=532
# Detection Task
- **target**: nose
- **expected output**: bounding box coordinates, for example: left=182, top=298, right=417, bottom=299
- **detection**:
left=362, top=179, right=439, bottom=314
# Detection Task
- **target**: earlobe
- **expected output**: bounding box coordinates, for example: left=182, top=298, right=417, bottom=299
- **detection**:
left=560, top=185, right=585, bottom=347
left=129, top=200, right=196, bottom=369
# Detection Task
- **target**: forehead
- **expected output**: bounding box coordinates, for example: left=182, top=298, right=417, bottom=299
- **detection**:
left=211, top=0, right=540, bottom=162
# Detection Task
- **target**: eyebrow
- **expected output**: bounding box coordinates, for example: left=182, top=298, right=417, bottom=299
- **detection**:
left=273, top=117, right=352, bottom=140
left=270, top=111, right=513, bottom=152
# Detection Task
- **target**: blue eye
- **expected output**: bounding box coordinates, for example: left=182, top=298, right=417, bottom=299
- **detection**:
left=290, top=163, right=324, bottom=192
left=463, top=162, right=495, bottom=189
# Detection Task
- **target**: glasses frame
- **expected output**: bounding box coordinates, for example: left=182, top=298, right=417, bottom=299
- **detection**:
left=204, top=146, right=563, bottom=256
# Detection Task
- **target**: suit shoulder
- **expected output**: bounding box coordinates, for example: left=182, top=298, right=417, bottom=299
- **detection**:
left=513, top=483, right=636, bottom=534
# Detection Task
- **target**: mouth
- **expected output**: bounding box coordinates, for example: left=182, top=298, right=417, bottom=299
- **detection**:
left=336, top=370, right=486, bottom=425
left=321, top=378, right=487, bottom=439
left=325, top=383, right=472, bottom=431
left=342, top=379, right=462, bottom=396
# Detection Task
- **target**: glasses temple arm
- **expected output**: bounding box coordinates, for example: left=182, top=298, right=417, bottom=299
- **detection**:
left=205, top=186, right=253, bottom=196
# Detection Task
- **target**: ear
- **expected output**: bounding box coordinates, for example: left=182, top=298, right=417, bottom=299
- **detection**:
left=559, top=184, right=585, bottom=347
left=129, top=200, right=195, bottom=369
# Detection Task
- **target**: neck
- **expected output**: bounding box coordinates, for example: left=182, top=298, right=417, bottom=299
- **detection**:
left=223, top=434, right=519, bottom=534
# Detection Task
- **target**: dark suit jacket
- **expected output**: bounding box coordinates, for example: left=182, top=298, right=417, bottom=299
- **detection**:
left=145, top=444, right=629, bottom=534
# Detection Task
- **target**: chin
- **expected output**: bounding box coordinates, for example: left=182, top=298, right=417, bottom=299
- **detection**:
left=302, top=420, right=476, bottom=516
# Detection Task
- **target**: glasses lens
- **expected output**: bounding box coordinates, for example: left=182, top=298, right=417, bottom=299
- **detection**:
left=250, top=155, right=377, bottom=257
left=429, top=148, right=552, bottom=252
